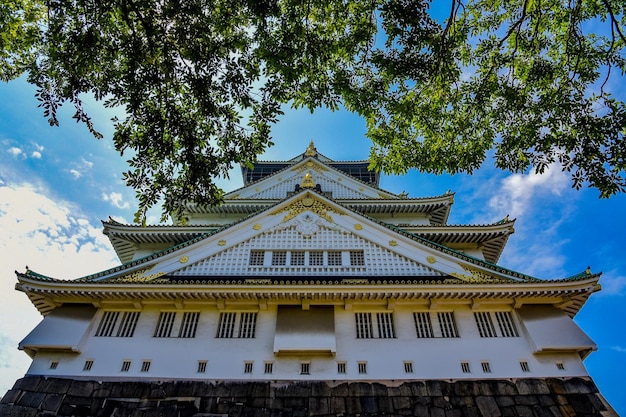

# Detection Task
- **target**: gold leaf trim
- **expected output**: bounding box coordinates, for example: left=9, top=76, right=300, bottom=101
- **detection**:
left=179, top=256, right=189, bottom=264
left=269, top=196, right=342, bottom=223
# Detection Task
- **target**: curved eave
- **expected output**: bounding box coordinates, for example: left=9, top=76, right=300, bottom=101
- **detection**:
left=344, top=196, right=454, bottom=225
left=15, top=273, right=600, bottom=318
left=402, top=222, right=515, bottom=264
left=183, top=201, right=275, bottom=214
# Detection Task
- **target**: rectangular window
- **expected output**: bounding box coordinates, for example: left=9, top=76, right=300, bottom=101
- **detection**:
left=474, top=312, right=497, bottom=337
left=376, top=312, right=396, bottom=338
left=244, top=362, right=254, bottom=374
left=117, top=311, right=140, bottom=337
left=95, top=311, right=119, bottom=337
left=272, top=251, right=287, bottom=266
left=413, top=312, right=434, bottom=338
left=49, top=361, right=58, bottom=370
left=197, top=361, right=207, bottom=373
left=337, top=362, right=346, bottom=374
left=154, top=312, right=176, bottom=337
left=556, top=362, right=565, bottom=371
left=437, top=312, right=459, bottom=338
left=249, top=250, right=265, bottom=266
left=349, top=251, right=365, bottom=266
left=309, top=251, right=324, bottom=266
left=300, top=362, right=310, bottom=375
left=461, top=362, right=471, bottom=373
left=238, top=312, right=257, bottom=338
left=264, top=362, right=273, bottom=374
left=404, top=362, right=414, bottom=374
left=481, top=362, right=492, bottom=373
left=217, top=312, right=237, bottom=338
left=178, top=312, right=200, bottom=338
left=520, top=361, right=530, bottom=373
left=495, top=311, right=519, bottom=337
left=291, top=251, right=305, bottom=266
left=327, top=251, right=342, bottom=266
left=141, top=361, right=151, bottom=372
left=83, top=360, right=93, bottom=371
left=121, top=361, right=131, bottom=372
left=358, top=362, right=367, bottom=374
left=355, top=313, right=373, bottom=338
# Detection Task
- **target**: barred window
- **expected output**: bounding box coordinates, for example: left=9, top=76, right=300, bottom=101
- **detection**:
left=300, top=362, right=310, bottom=375
left=291, top=251, right=305, bottom=266
left=376, top=312, right=396, bottom=338
left=413, top=312, right=434, bottom=338
left=495, top=311, right=519, bottom=337
left=264, top=362, right=273, bottom=374
left=249, top=250, right=265, bottom=266
left=178, top=312, right=200, bottom=338
left=355, top=313, right=373, bottom=338
left=49, top=361, right=59, bottom=370
left=217, top=312, right=237, bottom=338
left=217, top=312, right=257, bottom=338
left=356, top=312, right=395, bottom=338
left=272, top=251, right=287, bottom=266
left=197, top=361, right=207, bottom=373
left=349, top=251, right=365, bottom=266
left=481, top=361, right=492, bottom=373
left=117, top=312, right=140, bottom=337
left=95, top=311, right=119, bottom=337
left=244, top=361, right=254, bottom=374
left=337, top=362, right=346, bottom=374
left=437, top=312, right=459, bottom=338
left=238, top=312, right=257, bottom=338
left=327, top=251, right=342, bottom=266
left=475, top=311, right=519, bottom=337
left=474, top=312, right=497, bottom=337
left=309, top=251, right=324, bottom=266
left=520, top=361, right=530, bottom=373
left=404, top=361, right=414, bottom=373
left=154, top=312, right=176, bottom=337
left=461, top=362, right=471, bottom=373
left=83, top=360, right=93, bottom=371
left=358, top=362, right=367, bottom=374
left=121, top=361, right=131, bottom=372
left=141, top=361, right=151, bottom=372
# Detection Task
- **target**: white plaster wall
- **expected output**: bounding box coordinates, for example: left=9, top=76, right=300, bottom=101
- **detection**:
left=24, top=303, right=590, bottom=381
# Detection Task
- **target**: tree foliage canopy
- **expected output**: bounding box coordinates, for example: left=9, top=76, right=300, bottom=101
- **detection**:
left=1, top=0, right=625, bottom=222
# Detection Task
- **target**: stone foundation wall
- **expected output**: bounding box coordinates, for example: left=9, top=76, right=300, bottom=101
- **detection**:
left=0, top=376, right=614, bottom=417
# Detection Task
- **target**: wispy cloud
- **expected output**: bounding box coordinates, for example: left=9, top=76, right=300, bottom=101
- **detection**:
left=489, top=164, right=569, bottom=218
left=611, top=345, right=626, bottom=353
left=7, top=147, right=23, bottom=158
left=67, top=157, right=94, bottom=179
left=598, top=274, right=626, bottom=296
left=102, top=191, right=130, bottom=209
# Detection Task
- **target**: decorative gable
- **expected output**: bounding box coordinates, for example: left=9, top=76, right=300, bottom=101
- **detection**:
left=170, top=210, right=444, bottom=278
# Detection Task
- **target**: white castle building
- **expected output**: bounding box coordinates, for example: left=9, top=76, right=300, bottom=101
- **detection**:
left=14, top=143, right=601, bottom=385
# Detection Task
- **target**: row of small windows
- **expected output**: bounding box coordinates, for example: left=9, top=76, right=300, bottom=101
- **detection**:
left=250, top=250, right=365, bottom=267
left=57, top=358, right=554, bottom=374
left=94, top=310, right=518, bottom=340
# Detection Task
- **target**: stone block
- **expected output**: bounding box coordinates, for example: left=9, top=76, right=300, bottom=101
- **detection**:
left=492, top=381, right=517, bottom=396
left=391, top=395, right=411, bottom=411
left=0, top=404, right=38, bottom=417
left=477, top=381, right=494, bottom=397
left=359, top=396, right=378, bottom=414
left=92, top=385, right=113, bottom=398
left=410, top=381, right=429, bottom=397
left=308, top=397, right=330, bottom=415
left=515, top=379, right=551, bottom=395
left=0, top=389, right=22, bottom=404
left=562, top=378, right=596, bottom=394
left=558, top=404, right=577, bottom=417
left=372, top=382, right=390, bottom=397
left=283, top=397, right=305, bottom=409
left=537, top=395, right=556, bottom=406
left=513, top=395, right=539, bottom=406
left=16, top=391, right=46, bottom=408
left=475, top=396, right=501, bottom=417
left=430, top=407, right=446, bottom=417
left=495, top=395, right=515, bottom=407
left=67, top=380, right=95, bottom=397
left=412, top=403, right=430, bottom=417
left=377, top=395, right=394, bottom=413
left=310, top=382, right=331, bottom=397
left=331, top=382, right=349, bottom=398
left=445, top=408, right=462, bottom=417
left=330, top=395, right=346, bottom=414
left=426, top=380, right=443, bottom=396
left=348, top=382, right=374, bottom=397
left=42, top=377, right=72, bottom=394
left=432, top=396, right=451, bottom=408
left=40, top=393, right=64, bottom=412
left=13, top=377, right=44, bottom=392
left=344, top=396, right=361, bottom=414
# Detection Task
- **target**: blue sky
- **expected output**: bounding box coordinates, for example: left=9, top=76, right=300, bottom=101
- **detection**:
left=1, top=76, right=625, bottom=414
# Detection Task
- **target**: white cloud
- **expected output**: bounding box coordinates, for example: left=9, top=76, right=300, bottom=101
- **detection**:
left=7, top=147, right=22, bottom=157
left=489, top=164, right=569, bottom=218
left=599, top=274, right=626, bottom=296
left=67, top=157, right=94, bottom=179
left=102, top=191, right=130, bottom=209
left=31, top=151, right=42, bottom=159
left=0, top=183, right=119, bottom=394
left=611, top=345, right=626, bottom=353
left=69, top=169, right=82, bottom=178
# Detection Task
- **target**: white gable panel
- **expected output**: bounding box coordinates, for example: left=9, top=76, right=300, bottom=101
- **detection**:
left=170, top=223, right=444, bottom=277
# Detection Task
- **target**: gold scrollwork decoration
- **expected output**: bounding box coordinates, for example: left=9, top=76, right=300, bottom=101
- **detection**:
left=269, top=196, right=342, bottom=223
left=218, top=240, right=227, bottom=246
left=426, top=256, right=436, bottom=264
left=179, top=256, right=189, bottom=263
